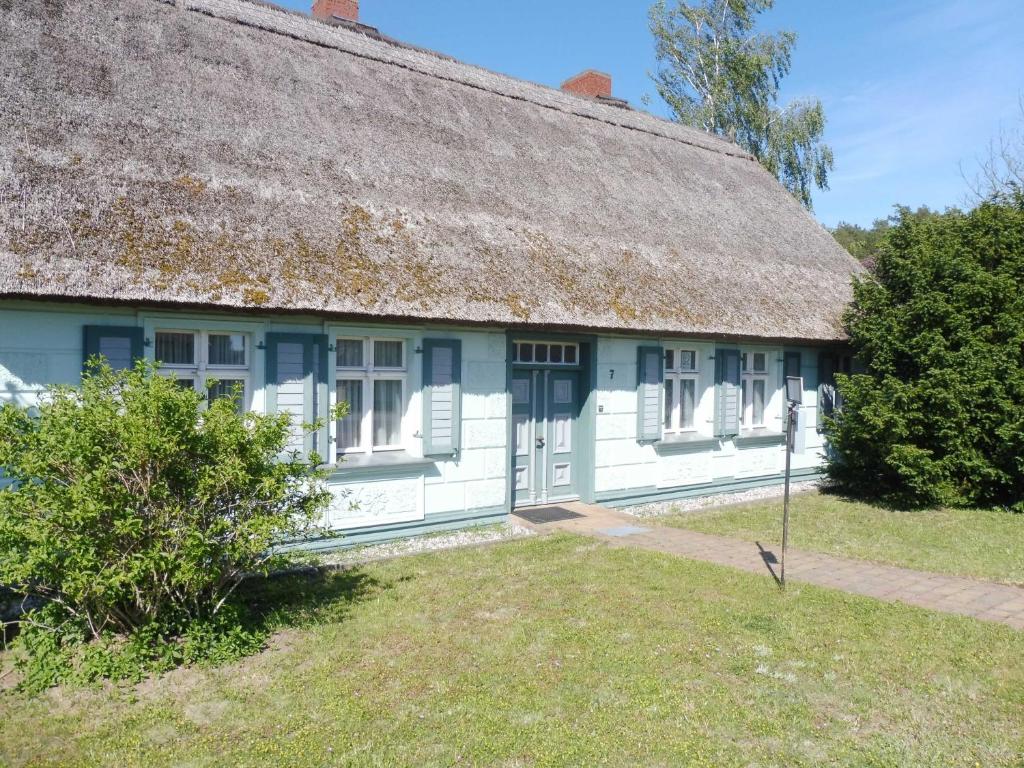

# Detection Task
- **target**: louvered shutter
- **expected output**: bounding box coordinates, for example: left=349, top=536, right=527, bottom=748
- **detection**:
left=82, top=326, right=144, bottom=372
left=817, top=352, right=836, bottom=422
left=422, top=339, right=462, bottom=456
left=265, top=333, right=330, bottom=459
left=713, top=348, right=741, bottom=437
left=636, top=346, right=664, bottom=443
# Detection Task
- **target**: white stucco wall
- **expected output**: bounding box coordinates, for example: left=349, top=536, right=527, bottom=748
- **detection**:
left=0, top=301, right=509, bottom=531
left=593, top=336, right=826, bottom=499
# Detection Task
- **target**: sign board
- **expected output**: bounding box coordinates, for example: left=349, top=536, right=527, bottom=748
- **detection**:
left=785, top=376, right=803, bottom=406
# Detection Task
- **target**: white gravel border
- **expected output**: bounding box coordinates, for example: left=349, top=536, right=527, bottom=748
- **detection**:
left=623, top=481, right=822, bottom=519
left=315, top=521, right=535, bottom=568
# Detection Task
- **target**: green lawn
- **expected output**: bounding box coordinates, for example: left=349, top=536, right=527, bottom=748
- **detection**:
left=2, top=535, right=1023, bottom=767
left=656, top=492, right=1024, bottom=585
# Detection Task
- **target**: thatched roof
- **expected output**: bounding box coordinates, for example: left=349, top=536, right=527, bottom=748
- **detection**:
left=0, top=0, right=862, bottom=342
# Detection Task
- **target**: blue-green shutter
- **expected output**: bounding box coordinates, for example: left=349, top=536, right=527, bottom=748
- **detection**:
left=714, top=348, right=741, bottom=437
left=784, top=351, right=802, bottom=381
left=265, top=333, right=330, bottom=460
left=784, top=351, right=807, bottom=453
left=817, top=351, right=836, bottom=424
left=422, top=338, right=462, bottom=456
left=636, top=345, right=663, bottom=443
left=82, top=325, right=143, bottom=372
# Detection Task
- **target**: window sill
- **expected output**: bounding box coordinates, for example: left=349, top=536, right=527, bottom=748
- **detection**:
left=735, top=430, right=786, bottom=447
left=329, top=451, right=435, bottom=479
left=655, top=434, right=721, bottom=453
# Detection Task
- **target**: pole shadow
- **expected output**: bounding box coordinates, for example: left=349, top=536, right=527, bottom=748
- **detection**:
left=756, top=542, right=783, bottom=587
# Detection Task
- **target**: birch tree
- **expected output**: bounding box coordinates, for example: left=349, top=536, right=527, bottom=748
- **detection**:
left=650, top=0, right=833, bottom=209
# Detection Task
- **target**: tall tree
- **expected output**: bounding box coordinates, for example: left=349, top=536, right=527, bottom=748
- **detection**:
left=649, top=0, right=833, bottom=209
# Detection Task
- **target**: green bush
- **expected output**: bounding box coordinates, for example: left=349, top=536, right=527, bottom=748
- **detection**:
left=826, top=196, right=1024, bottom=511
left=0, top=361, right=333, bottom=689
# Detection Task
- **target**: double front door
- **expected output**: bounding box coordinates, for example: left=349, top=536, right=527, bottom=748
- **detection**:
left=512, top=369, right=580, bottom=507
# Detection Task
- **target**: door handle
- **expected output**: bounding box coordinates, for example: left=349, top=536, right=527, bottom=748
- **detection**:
left=536, top=436, right=546, bottom=449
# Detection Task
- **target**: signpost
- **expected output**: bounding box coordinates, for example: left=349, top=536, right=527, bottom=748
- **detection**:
left=781, top=376, right=803, bottom=590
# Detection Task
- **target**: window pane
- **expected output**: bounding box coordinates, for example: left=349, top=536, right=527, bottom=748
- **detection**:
left=208, top=379, right=245, bottom=413
left=535, top=344, right=548, bottom=363
left=173, top=378, right=196, bottom=391
left=512, top=343, right=520, bottom=363
left=564, top=345, right=577, bottom=364
left=741, top=380, right=749, bottom=425
left=155, top=332, right=195, bottom=366
left=741, top=353, right=748, bottom=372
left=208, top=334, right=246, bottom=366
left=664, top=379, right=674, bottom=430
left=373, top=340, right=403, bottom=369
left=753, top=379, right=765, bottom=426
left=336, top=380, right=363, bottom=452
left=664, top=349, right=675, bottom=371
left=549, top=344, right=563, bottom=364
left=753, top=352, right=766, bottom=372
left=337, top=339, right=364, bottom=368
left=373, top=380, right=403, bottom=446
left=680, top=350, right=697, bottom=372
left=681, top=379, right=696, bottom=429
left=520, top=343, right=534, bottom=363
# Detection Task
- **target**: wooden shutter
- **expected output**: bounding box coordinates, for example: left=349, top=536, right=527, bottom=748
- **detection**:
left=817, top=352, right=836, bottom=422
left=265, top=333, right=330, bottom=460
left=422, top=339, right=462, bottom=456
left=82, top=326, right=143, bottom=372
left=784, top=351, right=807, bottom=453
left=636, top=345, right=664, bottom=443
left=713, top=348, right=741, bottom=437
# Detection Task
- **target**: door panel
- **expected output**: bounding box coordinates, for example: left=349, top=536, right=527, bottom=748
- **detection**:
left=545, top=371, right=579, bottom=501
left=512, top=373, right=537, bottom=507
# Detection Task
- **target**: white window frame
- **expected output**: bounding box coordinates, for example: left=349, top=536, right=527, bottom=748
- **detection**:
left=334, top=336, right=408, bottom=456
left=663, top=348, right=700, bottom=434
left=741, top=351, right=769, bottom=429
left=153, top=329, right=251, bottom=411
left=512, top=341, right=580, bottom=366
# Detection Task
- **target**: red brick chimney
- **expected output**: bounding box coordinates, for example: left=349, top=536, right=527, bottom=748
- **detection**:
left=312, top=0, right=358, bottom=23
left=561, top=70, right=613, bottom=99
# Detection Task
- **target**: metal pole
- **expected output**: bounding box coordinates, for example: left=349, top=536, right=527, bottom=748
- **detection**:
left=781, top=403, right=795, bottom=589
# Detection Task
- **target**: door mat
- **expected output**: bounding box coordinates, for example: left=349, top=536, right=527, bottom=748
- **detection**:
left=514, top=506, right=585, bottom=524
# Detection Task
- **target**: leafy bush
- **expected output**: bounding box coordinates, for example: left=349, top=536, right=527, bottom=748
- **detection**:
left=826, top=196, right=1024, bottom=511
left=0, top=361, right=333, bottom=689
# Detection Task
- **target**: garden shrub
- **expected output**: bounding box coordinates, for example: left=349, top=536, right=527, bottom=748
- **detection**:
left=826, top=195, right=1024, bottom=511
left=0, top=361, right=333, bottom=690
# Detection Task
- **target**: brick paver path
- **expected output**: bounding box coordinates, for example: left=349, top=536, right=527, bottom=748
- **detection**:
left=514, top=502, right=1024, bottom=630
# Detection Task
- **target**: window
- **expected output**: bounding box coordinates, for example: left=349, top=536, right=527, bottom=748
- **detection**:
left=741, top=350, right=769, bottom=428
left=819, top=352, right=854, bottom=423
left=663, top=348, right=700, bottom=433
left=335, top=337, right=407, bottom=454
left=512, top=342, right=579, bottom=366
left=154, top=330, right=250, bottom=412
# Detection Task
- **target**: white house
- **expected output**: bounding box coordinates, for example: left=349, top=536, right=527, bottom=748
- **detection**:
left=0, top=0, right=862, bottom=547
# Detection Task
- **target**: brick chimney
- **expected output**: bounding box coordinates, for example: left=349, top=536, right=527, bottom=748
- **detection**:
left=561, top=70, right=613, bottom=99
left=312, top=0, right=358, bottom=23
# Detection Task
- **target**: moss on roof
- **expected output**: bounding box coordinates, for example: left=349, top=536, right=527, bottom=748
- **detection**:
left=0, top=0, right=863, bottom=341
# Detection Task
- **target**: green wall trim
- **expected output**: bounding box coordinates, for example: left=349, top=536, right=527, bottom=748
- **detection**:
left=277, top=505, right=509, bottom=553
left=595, top=466, right=823, bottom=508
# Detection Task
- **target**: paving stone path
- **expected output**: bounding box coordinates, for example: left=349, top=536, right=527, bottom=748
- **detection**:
left=514, top=502, right=1024, bottom=630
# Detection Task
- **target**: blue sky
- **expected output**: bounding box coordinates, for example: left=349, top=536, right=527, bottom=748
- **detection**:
left=277, top=0, right=1024, bottom=227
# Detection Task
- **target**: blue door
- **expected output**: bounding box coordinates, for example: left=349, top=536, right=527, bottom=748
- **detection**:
left=512, top=368, right=580, bottom=506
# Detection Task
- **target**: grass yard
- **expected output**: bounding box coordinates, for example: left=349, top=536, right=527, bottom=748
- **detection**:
left=2, top=535, right=1023, bottom=767
left=656, top=492, right=1024, bottom=586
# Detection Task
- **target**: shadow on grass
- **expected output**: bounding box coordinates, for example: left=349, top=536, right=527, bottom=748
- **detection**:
left=235, top=567, right=391, bottom=637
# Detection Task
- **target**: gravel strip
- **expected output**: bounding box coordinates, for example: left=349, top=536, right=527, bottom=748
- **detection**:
left=624, top=481, right=822, bottom=519
left=316, top=522, right=535, bottom=568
